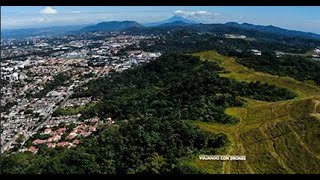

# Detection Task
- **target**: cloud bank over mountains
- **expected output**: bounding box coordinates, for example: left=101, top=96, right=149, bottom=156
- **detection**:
left=174, top=10, right=220, bottom=23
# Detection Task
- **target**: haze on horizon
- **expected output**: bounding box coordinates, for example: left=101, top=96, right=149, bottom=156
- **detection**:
left=2, top=6, right=320, bottom=34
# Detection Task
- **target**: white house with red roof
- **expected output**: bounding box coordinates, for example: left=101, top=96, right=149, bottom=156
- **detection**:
left=57, top=142, right=72, bottom=148
left=47, top=143, right=56, bottom=148
left=89, top=126, right=96, bottom=132
left=53, top=127, right=67, bottom=135
left=32, top=139, right=47, bottom=145
left=28, top=146, right=38, bottom=154
left=66, top=132, right=77, bottom=140
left=43, top=128, right=52, bottom=135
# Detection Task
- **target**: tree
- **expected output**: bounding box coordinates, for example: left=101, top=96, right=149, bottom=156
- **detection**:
left=16, top=134, right=25, bottom=144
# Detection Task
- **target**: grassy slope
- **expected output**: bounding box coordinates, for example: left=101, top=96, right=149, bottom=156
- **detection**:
left=190, top=51, right=320, bottom=174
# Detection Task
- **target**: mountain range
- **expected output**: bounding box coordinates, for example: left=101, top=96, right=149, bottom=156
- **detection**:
left=80, top=16, right=195, bottom=32
left=225, top=22, right=320, bottom=40
left=144, top=15, right=196, bottom=27
left=81, top=21, right=144, bottom=32
left=2, top=15, right=320, bottom=40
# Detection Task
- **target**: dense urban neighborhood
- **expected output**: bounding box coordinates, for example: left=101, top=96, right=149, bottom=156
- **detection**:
left=1, top=32, right=161, bottom=154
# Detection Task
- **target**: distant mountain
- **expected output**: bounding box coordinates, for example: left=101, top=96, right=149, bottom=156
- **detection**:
left=158, top=20, right=193, bottom=27
left=145, top=16, right=197, bottom=27
left=1, top=24, right=88, bottom=39
left=4, top=19, right=320, bottom=42
left=225, top=22, right=320, bottom=40
left=81, top=21, right=144, bottom=32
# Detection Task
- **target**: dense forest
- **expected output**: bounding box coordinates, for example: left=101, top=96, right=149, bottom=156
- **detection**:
left=126, top=23, right=320, bottom=46
left=0, top=54, right=297, bottom=174
left=125, top=28, right=320, bottom=85
left=0, top=116, right=228, bottom=174
left=124, top=25, right=319, bottom=55
left=236, top=54, right=320, bottom=84
left=121, top=31, right=311, bottom=59
left=72, top=54, right=296, bottom=123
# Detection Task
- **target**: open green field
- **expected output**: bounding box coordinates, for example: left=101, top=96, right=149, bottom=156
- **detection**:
left=190, top=51, right=320, bottom=174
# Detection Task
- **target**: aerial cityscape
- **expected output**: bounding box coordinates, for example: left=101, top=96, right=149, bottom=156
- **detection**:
left=1, top=32, right=161, bottom=154
left=1, top=6, right=320, bottom=174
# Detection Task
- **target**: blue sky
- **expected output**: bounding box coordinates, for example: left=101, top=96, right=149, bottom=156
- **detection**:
left=2, top=6, right=320, bottom=34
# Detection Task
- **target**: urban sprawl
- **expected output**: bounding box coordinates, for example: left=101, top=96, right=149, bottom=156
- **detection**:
left=0, top=32, right=161, bottom=154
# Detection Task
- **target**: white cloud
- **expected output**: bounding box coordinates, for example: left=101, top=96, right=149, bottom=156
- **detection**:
left=71, top=11, right=81, bottom=14
left=40, top=7, right=58, bottom=15
left=174, top=10, right=220, bottom=23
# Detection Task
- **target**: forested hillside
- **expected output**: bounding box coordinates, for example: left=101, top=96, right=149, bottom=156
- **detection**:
left=0, top=54, right=296, bottom=174
left=124, top=24, right=320, bottom=55
left=73, top=54, right=296, bottom=123
left=236, top=54, right=320, bottom=84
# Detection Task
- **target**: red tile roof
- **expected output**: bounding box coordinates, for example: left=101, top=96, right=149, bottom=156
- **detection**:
left=28, top=146, right=38, bottom=153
